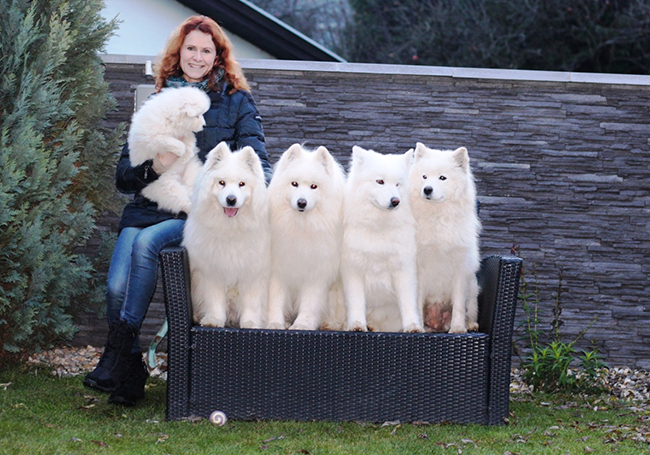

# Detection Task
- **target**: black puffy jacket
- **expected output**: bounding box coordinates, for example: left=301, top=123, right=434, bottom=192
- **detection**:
left=116, top=84, right=271, bottom=231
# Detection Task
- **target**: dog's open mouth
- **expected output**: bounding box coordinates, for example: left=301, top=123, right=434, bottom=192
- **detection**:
left=224, top=207, right=238, bottom=218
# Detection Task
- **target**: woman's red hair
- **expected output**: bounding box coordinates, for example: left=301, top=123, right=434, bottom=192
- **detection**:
left=154, top=15, right=250, bottom=94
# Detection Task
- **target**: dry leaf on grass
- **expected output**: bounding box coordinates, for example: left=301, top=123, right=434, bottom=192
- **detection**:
left=262, top=436, right=284, bottom=444
left=155, top=433, right=169, bottom=444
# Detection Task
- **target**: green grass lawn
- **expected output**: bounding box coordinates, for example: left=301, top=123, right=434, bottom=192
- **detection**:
left=1, top=365, right=648, bottom=454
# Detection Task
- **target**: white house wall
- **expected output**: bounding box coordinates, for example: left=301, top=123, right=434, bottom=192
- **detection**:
left=101, top=0, right=275, bottom=60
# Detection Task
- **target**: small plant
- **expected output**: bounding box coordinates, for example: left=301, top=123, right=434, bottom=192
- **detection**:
left=512, top=245, right=607, bottom=394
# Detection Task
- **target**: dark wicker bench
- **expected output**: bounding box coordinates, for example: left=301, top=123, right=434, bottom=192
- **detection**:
left=160, top=247, right=522, bottom=425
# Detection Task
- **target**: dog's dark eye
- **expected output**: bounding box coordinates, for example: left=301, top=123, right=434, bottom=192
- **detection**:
left=376, top=179, right=384, bottom=185
left=422, top=175, right=428, bottom=180
left=291, top=182, right=298, bottom=187
left=439, top=175, right=447, bottom=181
left=310, top=184, right=318, bottom=190
left=218, top=180, right=225, bottom=186
left=239, top=182, right=246, bottom=187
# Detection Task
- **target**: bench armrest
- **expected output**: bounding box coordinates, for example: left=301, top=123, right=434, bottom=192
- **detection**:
left=160, top=246, right=193, bottom=420
left=477, top=255, right=523, bottom=424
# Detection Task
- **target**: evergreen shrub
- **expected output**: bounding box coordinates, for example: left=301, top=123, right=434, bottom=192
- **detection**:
left=0, top=0, right=123, bottom=362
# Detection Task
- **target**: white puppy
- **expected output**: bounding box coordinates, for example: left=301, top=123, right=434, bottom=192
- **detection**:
left=182, top=142, right=270, bottom=329
left=266, top=144, right=346, bottom=331
left=409, top=143, right=481, bottom=333
left=128, top=86, right=210, bottom=214
left=341, top=146, right=423, bottom=333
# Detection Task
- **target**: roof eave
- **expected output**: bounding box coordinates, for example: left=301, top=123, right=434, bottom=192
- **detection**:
left=177, top=0, right=346, bottom=62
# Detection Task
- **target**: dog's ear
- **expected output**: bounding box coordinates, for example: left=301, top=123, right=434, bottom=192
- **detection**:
left=453, top=147, right=469, bottom=170
left=205, top=141, right=231, bottom=169
left=178, top=89, right=210, bottom=116
left=284, top=143, right=303, bottom=162
left=240, top=146, right=264, bottom=179
left=314, top=146, right=334, bottom=175
left=351, top=145, right=368, bottom=167
left=276, top=143, right=302, bottom=173
left=180, top=103, right=195, bottom=117
left=414, top=142, right=428, bottom=162
left=404, top=148, right=414, bottom=167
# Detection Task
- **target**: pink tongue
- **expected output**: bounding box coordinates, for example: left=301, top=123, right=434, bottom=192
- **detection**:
left=224, top=207, right=238, bottom=218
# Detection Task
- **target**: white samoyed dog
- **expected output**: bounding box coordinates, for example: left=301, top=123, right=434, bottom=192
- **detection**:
left=266, top=144, right=347, bottom=331
left=341, top=146, right=423, bottom=333
left=409, top=143, right=481, bottom=334
left=128, top=86, right=210, bottom=214
left=182, top=142, right=270, bottom=328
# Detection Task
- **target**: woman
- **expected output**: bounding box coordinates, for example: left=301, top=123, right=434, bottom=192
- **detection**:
left=83, top=15, right=271, bottom=406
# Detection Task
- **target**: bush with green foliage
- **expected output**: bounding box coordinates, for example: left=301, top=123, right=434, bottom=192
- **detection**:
left=513, top=246, right=608, bottom=394
left=0, top=0, right=123, bottom=362
left=346, top=0, right=650, bottom=74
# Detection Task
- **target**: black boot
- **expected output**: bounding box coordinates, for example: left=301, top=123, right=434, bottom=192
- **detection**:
left=83, top=320, right=138, bottom=393
left=108, top=352, right=149, bottom=406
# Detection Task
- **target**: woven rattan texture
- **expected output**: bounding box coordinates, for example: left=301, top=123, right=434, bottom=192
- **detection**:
left=189, top=328, right=490, bottom=423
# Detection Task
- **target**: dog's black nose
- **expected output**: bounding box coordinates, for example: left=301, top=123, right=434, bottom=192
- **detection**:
left=226, top=195, right=237, bottom=206
left=297, top=198, right=307, bottom=209
left=423, top=186, right=433, bottom=196
left=390, top=197, right=400, bottom=207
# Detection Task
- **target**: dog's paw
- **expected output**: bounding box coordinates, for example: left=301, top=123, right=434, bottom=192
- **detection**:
left=448, top=324, right=468, bottom=334
left=289, top=323, right=313, bottom=331
left=239, top=320, right=263, bottom=329
left=467, top=322, right=479, bottom=332
left=403, top=323, right=425, bottom=333
left=319, top=322, right=341, bottom=331
left=347, top=321, right=368, bottom=332
left=199, top=315, right=225, bottom=327
left=267, top=322, right=285, bottom=330
left=169, top=143, right=186, bottom=157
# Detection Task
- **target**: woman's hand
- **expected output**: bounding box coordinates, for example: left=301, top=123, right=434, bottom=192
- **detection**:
left=152, top=152, right=180, bottom=174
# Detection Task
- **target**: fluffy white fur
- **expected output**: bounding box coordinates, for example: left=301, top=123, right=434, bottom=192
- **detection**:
left=341, top=146, right=423, bottom=333
left=128, top=86, right=211, bottom=214
left=182, top=142, right=270, bottom=328
left=266, top=144, right=347, bottom=331
left=409, top=143, right=481, bottom=334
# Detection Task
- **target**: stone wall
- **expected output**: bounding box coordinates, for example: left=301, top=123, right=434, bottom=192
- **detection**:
left=76, top=57, right=649, bottom=368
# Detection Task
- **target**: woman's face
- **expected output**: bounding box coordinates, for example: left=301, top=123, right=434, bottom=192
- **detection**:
left=180, top=30, right=217, bottom=83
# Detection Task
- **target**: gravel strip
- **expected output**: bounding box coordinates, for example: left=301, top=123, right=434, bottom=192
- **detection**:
left=26, top=346, right=649, bottom=403
left=26, top=345, right=168, bottom=380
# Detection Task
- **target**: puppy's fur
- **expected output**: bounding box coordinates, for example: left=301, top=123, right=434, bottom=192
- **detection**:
left=128, top=86, right=210, bottom=214
left=341, top=146, right=423, bottom=333
left=266, top=144, right=346, bottom=331
left=409, top=143, right=481, bottom=333
left=183, top=142, right=270, bottom=328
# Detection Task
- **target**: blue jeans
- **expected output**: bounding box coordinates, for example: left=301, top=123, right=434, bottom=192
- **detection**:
left=105, top=219, right=185, bottom=352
